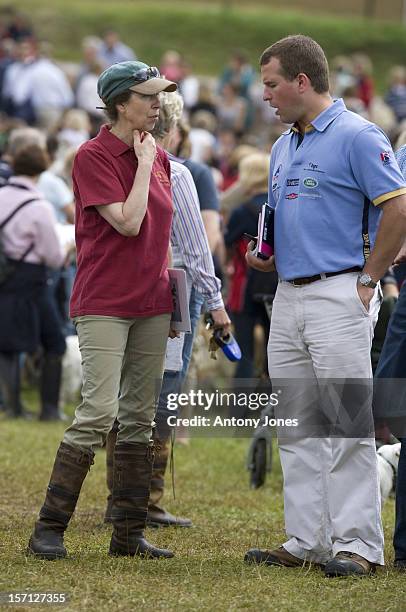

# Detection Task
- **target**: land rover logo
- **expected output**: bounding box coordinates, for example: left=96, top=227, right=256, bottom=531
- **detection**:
left=303, top=177, right=318, bottom=188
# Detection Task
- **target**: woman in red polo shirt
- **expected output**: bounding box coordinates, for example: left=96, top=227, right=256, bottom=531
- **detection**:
left=28, top=61, right=178, bottom=561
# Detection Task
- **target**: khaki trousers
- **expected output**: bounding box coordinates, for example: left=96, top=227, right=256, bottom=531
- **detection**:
left=268, top=273, right=384, bottom=565
left=63, top=314, right=170, bottom=449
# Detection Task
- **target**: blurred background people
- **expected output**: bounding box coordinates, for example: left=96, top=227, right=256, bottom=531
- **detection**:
left=75, top=35, right=103, bottom=86
left=385, top=66, right=406, bottom=124
left=160, top=50, right=183, bottom=83
left=98, top=29, right=136, bottom=67
left=218, top=49, right=255, bottom=129
left=353, top=52, right=375, bottom=110
left=0, top=143, right=66, bottom=419
left=216, top=82, right=247, bottom=136
left=224, top=152, right=277, bottom=384
left=189, top=110, right=217, bottom=164
left=2, top=37, right=74, bottom=129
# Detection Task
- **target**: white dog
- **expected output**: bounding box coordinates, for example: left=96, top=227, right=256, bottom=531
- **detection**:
left=377, top=443, right=401, bottom=506
left=59, top=335, right=83, bottom=409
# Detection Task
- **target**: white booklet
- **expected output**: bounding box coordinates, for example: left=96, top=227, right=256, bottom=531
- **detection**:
left=164, top=335, right=185, bottom=372
left=168, top=268, right=191, bottom=333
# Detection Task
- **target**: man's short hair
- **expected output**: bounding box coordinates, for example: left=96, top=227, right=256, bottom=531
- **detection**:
left=12, top=144, right=49, bottom=176
left=260, top=35, right=330, bottom=94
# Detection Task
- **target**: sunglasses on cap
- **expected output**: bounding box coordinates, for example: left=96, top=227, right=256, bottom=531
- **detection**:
left=132, top=66, right=160, bottom=83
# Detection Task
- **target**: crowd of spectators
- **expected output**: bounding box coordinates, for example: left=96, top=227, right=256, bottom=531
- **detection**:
left=0, top=9, right=406, bottom=419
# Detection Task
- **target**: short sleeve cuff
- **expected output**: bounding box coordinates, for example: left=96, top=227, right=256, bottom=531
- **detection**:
left=372, top=187, right=406, bottom=206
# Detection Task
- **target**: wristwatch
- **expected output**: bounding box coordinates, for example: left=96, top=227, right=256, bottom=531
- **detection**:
left=358, top=272, right=377, bottom=289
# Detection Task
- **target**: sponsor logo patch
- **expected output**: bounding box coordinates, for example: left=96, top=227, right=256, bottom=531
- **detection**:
left=286, top=178, right=300, bottom=187
left=304, top=163, right=325, bottom=174
left=285, top=192, right=299, bottom=200
left=273, top=164, right=282, bottom=180
left=303, top=177, right=318, bottom=188
left=380, top=151, right=391, bottom=165
left=153, top=169, right=171, bottom=186
left=272, top=164, right=282, bottom=191
left=299, top=192, right=322, bottom=199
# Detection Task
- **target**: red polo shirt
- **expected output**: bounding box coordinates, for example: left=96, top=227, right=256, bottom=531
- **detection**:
left=70, top=125, right=173, bottom=318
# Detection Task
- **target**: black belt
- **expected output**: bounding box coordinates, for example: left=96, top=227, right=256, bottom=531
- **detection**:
left=287, top=266, right=362, bottom=287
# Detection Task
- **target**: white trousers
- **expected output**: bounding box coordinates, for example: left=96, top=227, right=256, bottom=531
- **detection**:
left=268, top=272, right=384, bottom=565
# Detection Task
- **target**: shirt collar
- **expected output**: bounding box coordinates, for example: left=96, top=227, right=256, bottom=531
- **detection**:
left=291, top=124, right=314, bottom=134
left=289, top=98, right=347, bottom=135
left=97, top=124, right=132, bottom=157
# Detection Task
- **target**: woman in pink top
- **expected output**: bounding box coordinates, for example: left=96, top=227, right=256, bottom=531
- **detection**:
left=0, top=144, right=65, bottom=420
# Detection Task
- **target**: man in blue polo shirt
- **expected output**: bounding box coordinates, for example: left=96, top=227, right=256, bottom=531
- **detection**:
left=245, top=35, right=406, bottom=577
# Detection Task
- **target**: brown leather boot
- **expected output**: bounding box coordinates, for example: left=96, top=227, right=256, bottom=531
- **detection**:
left=27, top=442, right=94, bottom=560
left=103, top=421, right=119, bottom=524
left=244, top=546, right=325, bottom=568
left=109, top=442, right=174, bottom=559
left=147, top=436, right=192, bottom=528
left=324, top=551, right=376, bottom=577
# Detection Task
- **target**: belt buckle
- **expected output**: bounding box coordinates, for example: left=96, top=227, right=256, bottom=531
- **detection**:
left=291, top=279, right=302, bottom=287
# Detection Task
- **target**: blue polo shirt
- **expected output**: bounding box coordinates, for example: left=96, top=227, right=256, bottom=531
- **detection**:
left=269, top=98, right=406, bottom=280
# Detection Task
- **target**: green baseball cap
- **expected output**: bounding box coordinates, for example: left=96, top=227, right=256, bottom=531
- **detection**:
left=97, top=60, right=177, bottom=104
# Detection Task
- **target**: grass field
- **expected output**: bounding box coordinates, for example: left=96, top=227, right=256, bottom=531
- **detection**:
left=6, top=0, right=406, bottom=91
left=1, top=394, right=406, bottom=612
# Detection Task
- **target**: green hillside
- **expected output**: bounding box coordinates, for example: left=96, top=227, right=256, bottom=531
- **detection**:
left=7, top=1, right=406, bottom=89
